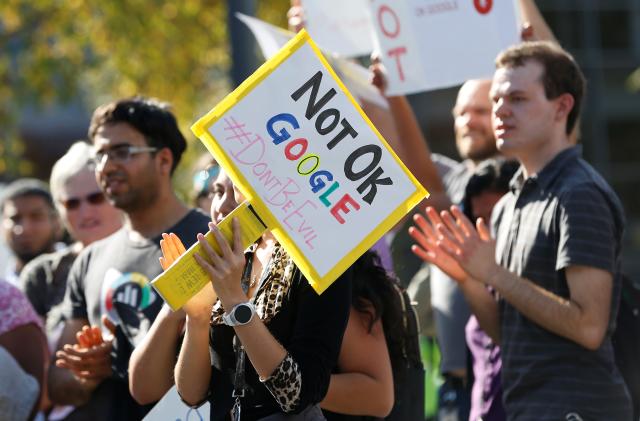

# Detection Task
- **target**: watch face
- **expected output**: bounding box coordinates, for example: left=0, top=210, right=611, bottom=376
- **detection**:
left=234, top=304, right=253, bottom=324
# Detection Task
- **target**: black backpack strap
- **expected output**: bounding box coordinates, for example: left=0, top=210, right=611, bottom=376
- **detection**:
left=392, top=282, right=422, bottom=367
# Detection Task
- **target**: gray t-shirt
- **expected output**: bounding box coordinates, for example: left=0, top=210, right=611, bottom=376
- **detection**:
left=493, top=147, right=631, bottom=420
left=20, top=247, right=77, bottom=335
left=61, top=209, right=210, bottom=421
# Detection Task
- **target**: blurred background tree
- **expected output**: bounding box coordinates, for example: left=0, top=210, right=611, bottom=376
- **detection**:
left=0, top=0, right=289, bottom=185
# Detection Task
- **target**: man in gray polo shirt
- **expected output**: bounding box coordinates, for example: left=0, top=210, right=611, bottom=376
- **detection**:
left=412, top=41, right=632, bottom=420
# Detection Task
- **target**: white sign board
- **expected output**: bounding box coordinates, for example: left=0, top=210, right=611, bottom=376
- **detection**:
left=236, top=13, right=293, bottom=60
left=192, top=31, right=425, bottom=293
left=370, top=0, right=520, bottom=95
left=237, top=13, right=387, bottom=109
left=302, top=0, right=374, bottom=57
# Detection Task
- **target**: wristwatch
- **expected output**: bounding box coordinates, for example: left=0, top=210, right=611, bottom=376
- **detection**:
left=223, top=302, right=256, bottom=326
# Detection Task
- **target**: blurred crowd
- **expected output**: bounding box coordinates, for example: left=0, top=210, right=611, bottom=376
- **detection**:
left=1, top=1, right=638, bottom=421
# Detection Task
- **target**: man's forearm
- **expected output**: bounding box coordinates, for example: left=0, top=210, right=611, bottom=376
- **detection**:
left=129, top=306, right=183, bottom=404
left=386, top=96, right=449, bottom=210
left=490, top=267, right=599, bottom=349
left=459, top=279, right=501, bottom=343
left=48, top=365, right=94, bottom=406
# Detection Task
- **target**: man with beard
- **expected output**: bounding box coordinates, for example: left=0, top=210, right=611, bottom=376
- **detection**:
left=48, top=97, right=210, bottom=421
left=1, top=179, right=62, bottom=286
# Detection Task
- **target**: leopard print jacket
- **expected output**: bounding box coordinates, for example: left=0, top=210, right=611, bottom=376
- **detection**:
left=210, top=242, right=302, bottom=412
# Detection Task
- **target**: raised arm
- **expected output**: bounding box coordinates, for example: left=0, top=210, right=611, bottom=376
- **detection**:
left=129, top=304, right=185, bottom=404
left=410, top=206, right=501, bottom=342
left=518, top=0, right=557, bottom=43
left=129, top=233, right=188, bottom=404
left=321, top=307, right=394, bottom=417
left=173, top=287, right=215, bottom=406
left=369, top=63, right=450, bottom=211
left=433, top=202, right=615, bottom=351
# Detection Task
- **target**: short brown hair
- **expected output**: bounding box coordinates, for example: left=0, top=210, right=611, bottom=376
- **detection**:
left=495, top=41, right=585, bottom=135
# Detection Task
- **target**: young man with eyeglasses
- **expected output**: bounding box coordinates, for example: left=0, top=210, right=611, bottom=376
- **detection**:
left=48, top=97, right=210, bottom=421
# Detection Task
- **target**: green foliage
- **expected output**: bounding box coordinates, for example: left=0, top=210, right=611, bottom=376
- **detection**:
left=627, top=67, right=640, bottom=93
left=0, top=0, right=290, bottom=180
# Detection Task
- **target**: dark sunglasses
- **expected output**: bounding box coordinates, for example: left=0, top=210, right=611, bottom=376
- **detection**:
left=60, top=191, right=106, bottom=210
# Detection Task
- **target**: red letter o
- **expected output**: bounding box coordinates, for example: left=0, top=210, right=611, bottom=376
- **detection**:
left=284, top=138, right=308, bottom=161
left=378, top=5, right=401, bottom=38
left=474, top=0, right=492, bottom=15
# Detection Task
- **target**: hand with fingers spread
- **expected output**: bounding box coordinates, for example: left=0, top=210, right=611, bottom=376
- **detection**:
left=55, top=315, right=116, bottom=389
left=409, top=206, right=469, bottom=283
left=75, top=325, right=104, bottom=349
left=193, top=218, right=246, bottom=311
left=433, top=205, right=499, bottom=284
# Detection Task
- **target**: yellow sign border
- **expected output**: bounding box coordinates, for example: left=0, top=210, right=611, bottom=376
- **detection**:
left=191, top=29, right=427, bottom=293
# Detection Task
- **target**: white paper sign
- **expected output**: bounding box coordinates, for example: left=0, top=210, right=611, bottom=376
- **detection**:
left=236, top=13, right=388, bottom=109
left=302, top=0, right=374, bottom=57
left=236, top=13, right=293, bottom=60
left=143, top=386, right=210, bottom=421
left=192, top=31, right=425, bottom=292
left=370, top=0, right=520, bottom=95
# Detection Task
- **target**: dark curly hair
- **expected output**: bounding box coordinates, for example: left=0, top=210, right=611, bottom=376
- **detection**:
left=462, top=158, right=519, bottom=221
left=351, top=251, right=406, bottom=373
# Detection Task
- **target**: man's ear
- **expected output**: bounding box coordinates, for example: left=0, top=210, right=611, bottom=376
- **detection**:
left=555, top=93, right=575, bottom=123
left=156, top=147, right=174, bottom=176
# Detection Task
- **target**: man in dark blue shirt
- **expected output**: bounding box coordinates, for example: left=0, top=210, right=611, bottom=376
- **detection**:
left=412, top=41, right=632, bottom=420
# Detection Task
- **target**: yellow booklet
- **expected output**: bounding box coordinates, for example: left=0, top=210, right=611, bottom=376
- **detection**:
left=151, top=201, right=267, bottom=310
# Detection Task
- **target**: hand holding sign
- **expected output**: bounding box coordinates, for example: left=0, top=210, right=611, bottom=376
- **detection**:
left=193, top=220, right=247, bottom=311
left=152, top=202, right=266, bottom=310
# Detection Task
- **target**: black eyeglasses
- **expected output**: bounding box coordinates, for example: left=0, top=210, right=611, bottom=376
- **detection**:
left=60, top=191, right=106, bottom=210
left=89, top=144, right=158, bottom=169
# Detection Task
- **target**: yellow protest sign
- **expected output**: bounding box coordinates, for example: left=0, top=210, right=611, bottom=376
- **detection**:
left=151, top=202, right=266, bottom=310
left=189, top=29, right=427, bottom=295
